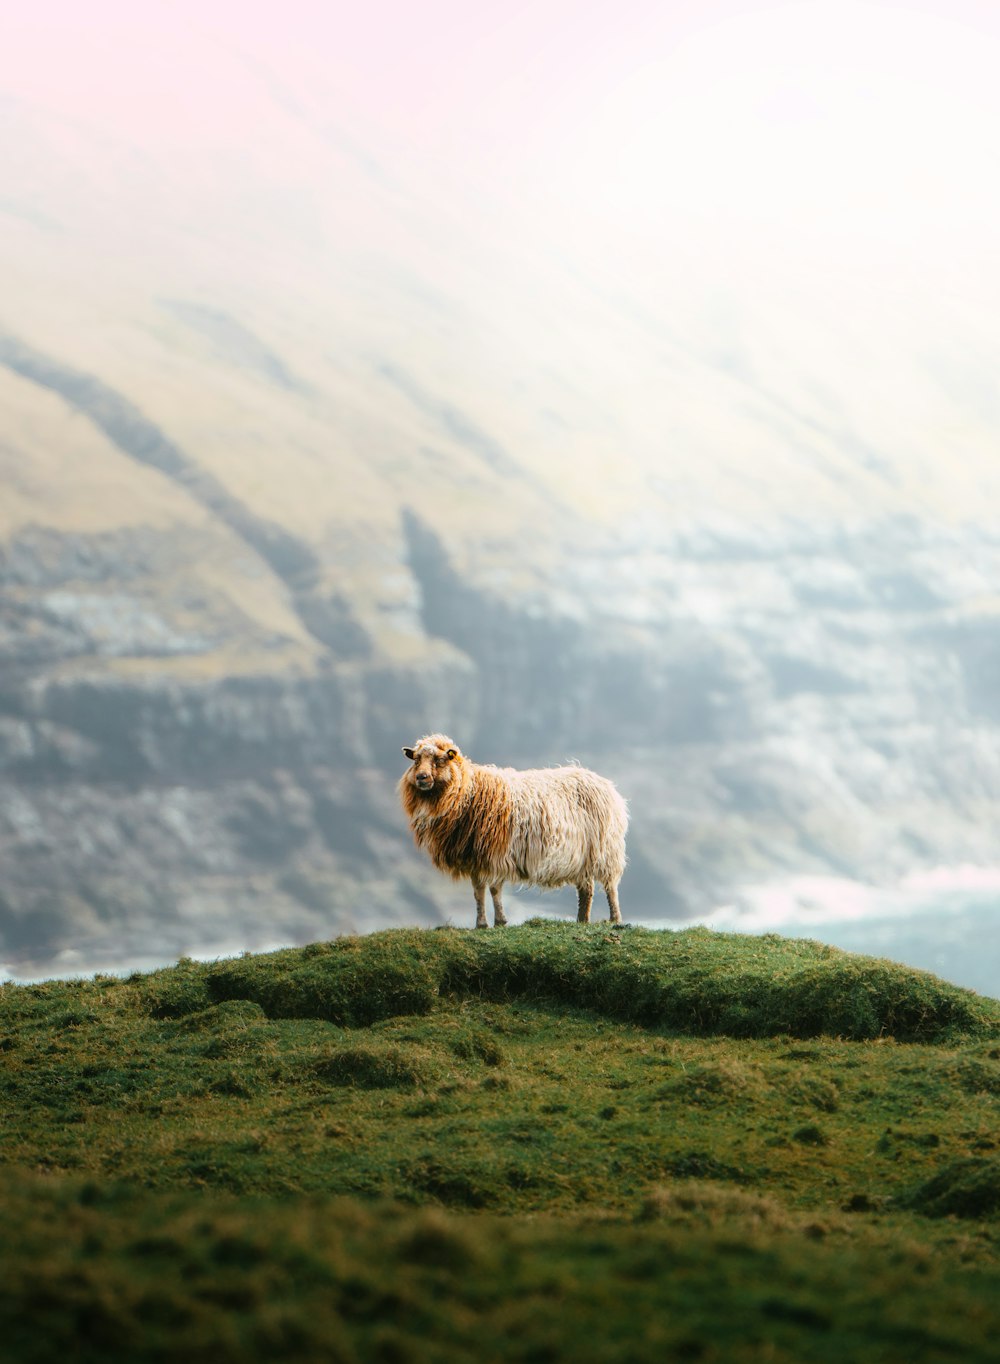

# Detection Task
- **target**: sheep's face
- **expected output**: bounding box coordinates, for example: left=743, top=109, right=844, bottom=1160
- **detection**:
left=402, top=736, right=461, bottom=796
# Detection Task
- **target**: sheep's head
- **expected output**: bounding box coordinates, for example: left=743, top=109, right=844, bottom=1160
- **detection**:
left=402, top=735, right=462, bottom=796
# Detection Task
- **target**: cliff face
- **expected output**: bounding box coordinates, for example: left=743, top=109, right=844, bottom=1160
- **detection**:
left=3, top=28, right=1000, bottom=975
left=404, top=510, right=1000, bottom=903
left=0, top=499, right=482, bottom=972
left=5, top=457, right=1000, bottom=975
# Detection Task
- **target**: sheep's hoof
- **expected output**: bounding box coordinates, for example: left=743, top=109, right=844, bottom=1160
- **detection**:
left=475, top=920, right=489, bottom=930
left=494, top=917, right=508, bottom=928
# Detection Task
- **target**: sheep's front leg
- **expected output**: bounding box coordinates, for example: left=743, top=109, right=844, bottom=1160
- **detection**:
left=490, top=882, right=507, bottom=928
left=603, top=879, right=623, bottom=926
left=473, top=878, right=489, bottom=930
left=577, top=880, right=594, bottom=923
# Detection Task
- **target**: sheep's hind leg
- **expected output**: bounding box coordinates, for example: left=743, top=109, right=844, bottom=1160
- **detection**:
left=490, top=882, right=507, bottom=927
left=603, top=879, right=623, bottom=926
left=473, top=879, right=489, bottom=930
left=577, top=880, right=594, bottom=923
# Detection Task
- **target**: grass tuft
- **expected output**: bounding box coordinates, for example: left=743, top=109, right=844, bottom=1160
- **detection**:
left=638, top=1180, right=791, bottom=1230
left=204, top=937, right=440, bottom=1026
left=903, top=1158, right=1000, bottom=1219
left=311, top=1043, right=442, bottom=1090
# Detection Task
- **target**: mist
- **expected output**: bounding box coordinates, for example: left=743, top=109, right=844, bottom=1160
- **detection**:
left=2, top=0, right=999, bottom=993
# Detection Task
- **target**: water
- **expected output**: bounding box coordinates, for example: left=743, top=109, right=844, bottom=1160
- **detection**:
left=783, top=899, right=999, bottom=997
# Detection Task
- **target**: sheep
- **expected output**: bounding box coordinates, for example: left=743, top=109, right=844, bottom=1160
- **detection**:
left=399, top=733, right=628, bottom=928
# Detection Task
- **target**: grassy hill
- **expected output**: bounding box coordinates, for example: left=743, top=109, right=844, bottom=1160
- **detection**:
left=3, top=921, right=1000, bottom=1361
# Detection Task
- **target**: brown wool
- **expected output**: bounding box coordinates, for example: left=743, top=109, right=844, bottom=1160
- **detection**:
left=399, top=734, right=628, bottom=928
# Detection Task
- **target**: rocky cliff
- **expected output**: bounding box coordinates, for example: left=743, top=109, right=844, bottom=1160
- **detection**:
left=5, top=391, right=1000, bottom=976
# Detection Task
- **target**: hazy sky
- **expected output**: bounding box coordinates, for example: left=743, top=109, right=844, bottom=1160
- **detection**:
left=4, top=0, right=999, bottom=495
left=6, top=0, right=999, bottom=278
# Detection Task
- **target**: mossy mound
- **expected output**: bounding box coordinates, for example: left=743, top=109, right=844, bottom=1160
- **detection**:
left=127, top=921, right=1000, bottom=1043
left=311, top=1042, right=443, bottom=1090
left=903, top=1158, right=1000, bottom=1219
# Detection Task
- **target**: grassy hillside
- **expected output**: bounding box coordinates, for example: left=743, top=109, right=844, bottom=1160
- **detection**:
left=3, top=921, right=1000, bottom=1361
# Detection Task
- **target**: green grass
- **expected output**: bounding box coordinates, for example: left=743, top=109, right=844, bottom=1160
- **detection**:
left=138, top=920, right=999, bottom=1041
left=2, top=921, right=1000, bottom=1361
left=4, top=1174, right=1000, bottom=1364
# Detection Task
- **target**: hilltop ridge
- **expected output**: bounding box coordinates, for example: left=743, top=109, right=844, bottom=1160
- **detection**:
left=2, top=922, right=999, bottom=1360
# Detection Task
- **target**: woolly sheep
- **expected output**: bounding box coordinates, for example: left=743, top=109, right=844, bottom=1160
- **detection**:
left=399, top=734, right=628, bottom=928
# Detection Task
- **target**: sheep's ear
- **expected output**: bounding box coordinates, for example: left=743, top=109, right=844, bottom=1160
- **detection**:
left=402, top=747, right=416, bottom=760
left=445, top=748, right=458, bottom=760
